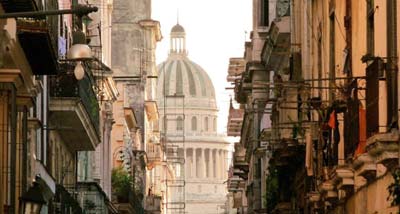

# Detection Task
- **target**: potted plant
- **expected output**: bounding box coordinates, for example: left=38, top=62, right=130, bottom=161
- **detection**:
left=112, top=166, right=133, bottom=203
left=388, top=168, right=400, bottom=206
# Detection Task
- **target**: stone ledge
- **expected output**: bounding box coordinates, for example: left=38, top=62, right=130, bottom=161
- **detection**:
left=352, top=153, right=376, bottom=182
left=330, top=166, right=354, bottom=191
left=366, top=131, right=399, bottom=169
left=319, top=181, right=338, bottom=201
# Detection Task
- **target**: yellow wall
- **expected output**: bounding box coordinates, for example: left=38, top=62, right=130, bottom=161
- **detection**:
left=0, top=93, right=8, bottom=214
left=307, top=0, right=399, bottom=213
left=49, top=131, right=76, bottom=186
left=345, top=173, right=396, bottom=213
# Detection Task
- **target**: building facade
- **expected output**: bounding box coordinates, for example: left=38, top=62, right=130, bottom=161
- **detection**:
left=156, top=23, right=231, bottom=214
left=110, top=0, right=163, bottom=213
left=0, top=0, right=118, bottom=213
left=227, top=0, right=400, bottom=214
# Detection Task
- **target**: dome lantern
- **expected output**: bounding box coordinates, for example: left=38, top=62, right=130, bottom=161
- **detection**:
left=158, top=23, right=217, bottom=110
left=170, top=22, right=187, bottom=55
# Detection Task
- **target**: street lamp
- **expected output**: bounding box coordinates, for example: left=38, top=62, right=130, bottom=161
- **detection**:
left=67, top=30, right=93, bottom=80
left=19, top=181, right=46, bottom=214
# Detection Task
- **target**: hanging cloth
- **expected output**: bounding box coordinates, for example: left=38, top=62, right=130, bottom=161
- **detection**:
left=355, top=107, right=367, bottom=156
left=328, top=110, right=336, bottom=129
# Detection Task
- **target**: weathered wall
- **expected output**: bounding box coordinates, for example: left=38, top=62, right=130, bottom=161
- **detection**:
left=344, top=172, right=395, bottom=213
left=111, top=0, right=152, bottom=76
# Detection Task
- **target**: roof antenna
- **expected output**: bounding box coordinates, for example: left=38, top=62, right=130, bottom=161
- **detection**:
left=177, top=9, right=179, bottom=24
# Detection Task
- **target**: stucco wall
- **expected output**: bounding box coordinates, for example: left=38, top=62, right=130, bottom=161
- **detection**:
left=344, top=172, right=396, bottom=214
left=111, top=0, right=151, bottom=76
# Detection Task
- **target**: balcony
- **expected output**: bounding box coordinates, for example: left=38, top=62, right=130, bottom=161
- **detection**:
left=113, top=186, right=144, bottom=214
left=65, top=182, right=111, bottom=214
left=54, top=185, right=83, bottom=214
left=318, top=180, right=338, bottom=202
left=261, top=16, right=291, bottom=72
left=352, top=153, right=376, bottom=183
left=366, top=131, right=399, bottom=169
left=16, top=18, right=59, bottom=75
left=146, top=142, right=162, bottom=170
left=227, top=57, right=246, bottom=82
left=234, top=78, right=250, bottom=104
left=233, top=143, right=248, bottom=179
left=0, top=0, right=38, bottom=13
left=0, top=0, right=59, bottom=75
left=227, top=174, right=245, bottom=192
left=124, top=107, right=137, bottom=130
left=329, top=166, right=354, bottom=194
left=227, top=104, right=244, bottom=137
left=145, top=195, right=162, bottom=213
left=49, top=63, right=100, bottom=151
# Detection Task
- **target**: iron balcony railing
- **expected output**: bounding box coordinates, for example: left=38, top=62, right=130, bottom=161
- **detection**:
left=49, top=64, right=100, bottom=134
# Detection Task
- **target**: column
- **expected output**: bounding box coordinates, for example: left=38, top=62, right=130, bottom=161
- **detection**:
left=225, top=150, right=229, bottom=179
left=208, top=149, right=213, bottom=178
left=193, top=148, right=197, bottom=178
left=221, top=150, right=226, bottom=180
left=213, top=149, right=217, bottom=178
left=201, top=148, right=206, bottom=178
left=222, top=150, right=227, bottom=180
left=182, top=148, right=189, bottom=178
left=216, top=149, right=221, bottom=179
left=186, top=148, right=191, bottom=178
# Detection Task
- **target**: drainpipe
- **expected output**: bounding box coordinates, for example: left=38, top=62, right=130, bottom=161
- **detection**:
left=345, top=0, right=352, bottom=77
left=22, top=107, right=28, bottom=194
left=10, top=84, right=17, bottom=214
left=386, top=1, right=400, bottom=181
left=387, top=0, right=398, bottom=130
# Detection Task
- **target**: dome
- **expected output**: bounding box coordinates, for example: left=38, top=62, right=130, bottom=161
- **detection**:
left=157, top=55, right=215, bottom=100
left=157, top=24, right=216, bottom=111
left=171, top=24, right=185, bottom=33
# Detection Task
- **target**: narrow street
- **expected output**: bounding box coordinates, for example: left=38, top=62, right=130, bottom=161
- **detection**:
left=0, top=0, right=399, bottom=214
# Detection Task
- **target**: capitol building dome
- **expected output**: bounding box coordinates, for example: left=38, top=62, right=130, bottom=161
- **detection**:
left=157, top=25, right=217, bottom=112
left=156, top=23, right=230, bottom=214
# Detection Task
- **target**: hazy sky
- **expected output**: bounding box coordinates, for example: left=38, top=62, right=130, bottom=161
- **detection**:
left=152, top=0, right=252, bottom=134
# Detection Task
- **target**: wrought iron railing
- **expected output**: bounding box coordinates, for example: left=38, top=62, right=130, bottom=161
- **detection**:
left=145, top=195, right=162, bottom=211
left=146, top=143, right=162, bottom=162
left=49, top=64, right=100, bottom=134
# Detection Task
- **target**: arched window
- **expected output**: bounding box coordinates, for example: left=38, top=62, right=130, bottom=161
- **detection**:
left=213, top=118, right=217, bottom=132
left=204, top=117, right=209, bottom=131
left=191, top=116, right=197, bottom=131
left=177, top=116, right=183, bottom=131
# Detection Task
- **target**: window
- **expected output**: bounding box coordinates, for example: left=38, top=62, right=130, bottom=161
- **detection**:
left=213, top=118, right=217, bottom=132
left=191, top=116, right=197, bottom=131
left=177, top=116, right=183, bottom=131
left=204, top=117, right=209, bottom=131
left=318, top=35, right=322, bottom=97
left=366, top=59, right=380, bottom=137
left=329, top=13, right=335, bottom=101
left=367, top=0, right=374, bottom=55
left=259, top=0, right=269, bottom=26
